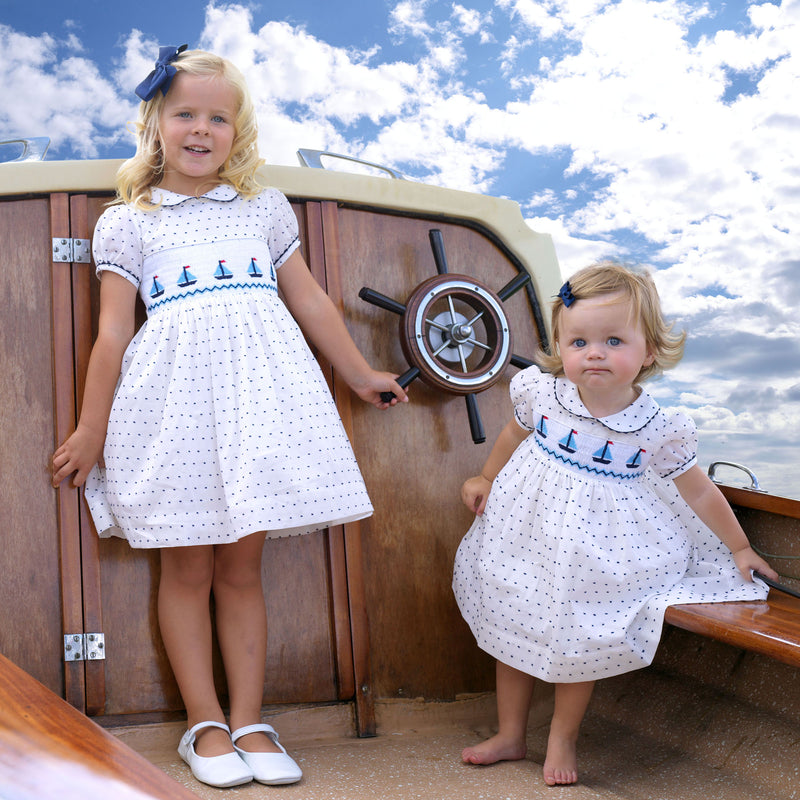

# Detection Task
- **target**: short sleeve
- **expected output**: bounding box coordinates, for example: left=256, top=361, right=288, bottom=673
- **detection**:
left=92, top=204, right=143, bottom=288
left=650, top=412, right=698, bottom=479
left=510, top=365, right=547, bottom=431
left=263, top=189, right=301, bottom=269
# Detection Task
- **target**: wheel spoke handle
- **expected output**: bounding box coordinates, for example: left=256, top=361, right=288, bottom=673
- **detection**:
left=429, top=229, right=449, bottom=275
left=497, top=271, right=531, bottom=301
left=510, top=354, right=534, bottom=369
left=380, top=366, right=421, bottom=403
left=359, top=287, right=406, bottom=315
left=465, top=393, right=486, bottom=444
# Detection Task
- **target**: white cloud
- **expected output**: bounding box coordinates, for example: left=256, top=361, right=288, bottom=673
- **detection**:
left=452, top=3, right=495, bottom=41
left=495, top=0, right=565, bottom=39
left=389, top=0, right=435, bottom=39
left=0, top=24, right=132, bottom=156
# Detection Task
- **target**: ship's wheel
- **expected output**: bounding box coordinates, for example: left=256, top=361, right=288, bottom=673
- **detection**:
left=359, top=229, right=534, bottom=443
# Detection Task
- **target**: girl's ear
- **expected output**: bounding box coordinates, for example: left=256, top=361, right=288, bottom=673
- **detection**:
left=643, top=349, right=656, bottom=367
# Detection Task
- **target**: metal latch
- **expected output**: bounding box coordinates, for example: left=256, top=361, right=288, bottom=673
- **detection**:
left=63, top=633, right=105, bottom=662
left=52, top=237, right=91, bottom=263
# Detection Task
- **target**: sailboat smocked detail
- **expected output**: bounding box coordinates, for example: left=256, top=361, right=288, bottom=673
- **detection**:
left=177, top=266, right=197, bottom=287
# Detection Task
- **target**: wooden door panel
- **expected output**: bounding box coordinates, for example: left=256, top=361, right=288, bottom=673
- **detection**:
left=0, top=197, right=70, bottom=697
left=334, top=209, right=545, bottom=699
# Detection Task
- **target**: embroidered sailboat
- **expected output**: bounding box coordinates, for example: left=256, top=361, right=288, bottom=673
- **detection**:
left=149, top=275, right=164, bottom=298
left=214, top=259, right=233, bottom=280
left=177, top=266, right=197, bottom=287
left=627, top=448, right=645, bottom=469
left=558, top=429, right=578, bottom=453
left=593, top=440, right=613, bottom=464
left=536, top=415, right=548, bottom=437
left=247, top=257, right=263, bottom=278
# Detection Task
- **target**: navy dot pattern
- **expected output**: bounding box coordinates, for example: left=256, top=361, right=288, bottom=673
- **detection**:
left=452, top=365, right=767, bottom=683
left=83, top=185, right=373, bottom=548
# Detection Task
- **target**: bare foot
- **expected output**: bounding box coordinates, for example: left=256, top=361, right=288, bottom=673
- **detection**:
left=542, top=733, right=578, bottom=785
left=462, top=733, right=527, bottom=765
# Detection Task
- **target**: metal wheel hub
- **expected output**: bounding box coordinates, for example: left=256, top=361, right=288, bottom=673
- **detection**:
left=403, top=275, right=511, bottom=393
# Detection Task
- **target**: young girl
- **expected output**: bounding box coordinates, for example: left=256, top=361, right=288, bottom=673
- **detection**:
left=51, top=46, right=406, bottom=789
left=452, top=262, right=776, bottom=787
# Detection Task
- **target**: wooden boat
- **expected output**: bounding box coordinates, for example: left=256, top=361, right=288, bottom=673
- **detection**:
left=1, top=145, right=799, bottom=799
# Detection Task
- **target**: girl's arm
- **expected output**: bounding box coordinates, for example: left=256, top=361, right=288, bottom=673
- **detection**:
left=276, top=250, right=408, bottom=408
left=461, top=419, right=529, bottom=515
left=51, top=272, right=138, bottom=487
left=673, top=464, right=778, bottom=582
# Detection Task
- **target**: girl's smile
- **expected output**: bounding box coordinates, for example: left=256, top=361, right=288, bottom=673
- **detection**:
left=557, top=291, right=654, bottom=417
left=157, top=72, right=237, bottom=196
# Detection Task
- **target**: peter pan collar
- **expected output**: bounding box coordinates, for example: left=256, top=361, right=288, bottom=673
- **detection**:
left=553, top=375, right=660, bottom=432
left=151, top=184, right=239, bottom=206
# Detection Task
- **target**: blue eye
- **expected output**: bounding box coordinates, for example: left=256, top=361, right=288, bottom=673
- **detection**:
left=573, top=338, right=586, bottom=348
left=608, top=337, right=621, bottom=346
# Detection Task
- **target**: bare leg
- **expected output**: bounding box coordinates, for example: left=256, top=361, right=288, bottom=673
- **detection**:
left=158, top=545, right=233, bottom=757
left=212, top=532, right=280, bottom=754
left=462, top=660, right=534, bottom=765
left=543, top=680, right=595, bottom=786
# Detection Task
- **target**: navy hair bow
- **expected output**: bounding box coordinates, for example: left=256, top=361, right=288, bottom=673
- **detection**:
left=134, top=44, right=189, bottom=101
left=557, top=281, right=576, bottom=307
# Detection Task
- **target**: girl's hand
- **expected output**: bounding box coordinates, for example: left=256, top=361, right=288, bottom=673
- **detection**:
left=731, top=545, right=779, bottom=583
left=52, top=425, right=106, bottom=488
left=461, top=475, right=492, bottom=515
left=351, top=370, right=409, bottom=409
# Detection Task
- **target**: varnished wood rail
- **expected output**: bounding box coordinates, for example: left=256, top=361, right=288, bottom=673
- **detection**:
left=665, top=590, right=800, bottom=668
left=0, top=653, right=199, bottom=800
left=665, top=484, right=800, bottom=668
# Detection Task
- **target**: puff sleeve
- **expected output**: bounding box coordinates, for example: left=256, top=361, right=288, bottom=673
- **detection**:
left=649, top=412, right=698, bottom=480
left=262, top=188, right=301, bottom=269
left=92, top=204, right=144, bottom=288
left=510, top=365, right=547, bottom=432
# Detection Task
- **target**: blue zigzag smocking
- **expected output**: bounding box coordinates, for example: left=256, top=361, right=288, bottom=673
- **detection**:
left=533, top=435, right=644, bottom=481
left=149, top=281, right=277, bottom=312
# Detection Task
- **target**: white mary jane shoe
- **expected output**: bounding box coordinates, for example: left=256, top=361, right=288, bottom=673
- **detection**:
left=232, top=723, right=303, bottom=785
left=178, top=721, right=254, bottom=788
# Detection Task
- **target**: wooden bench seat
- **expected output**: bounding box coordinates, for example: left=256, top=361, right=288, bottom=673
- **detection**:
left=665, top=589, right=800, bottom=668
left=663, top=483, right=800, bottom=668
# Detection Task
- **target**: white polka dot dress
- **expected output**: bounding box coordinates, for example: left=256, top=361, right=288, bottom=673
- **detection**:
left=452, top=365, right=767, bottom=683
left=84, top=185, right=373, bottom=548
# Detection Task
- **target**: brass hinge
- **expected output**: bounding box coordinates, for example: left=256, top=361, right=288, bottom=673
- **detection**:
left=52, top=237, right=91, bottom=263
left=63, top=633, right=105, bottom=662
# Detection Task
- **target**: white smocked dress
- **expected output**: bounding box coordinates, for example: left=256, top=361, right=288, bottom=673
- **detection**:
left=453, top=365, right=767, bottom=682
left=84, top=185, right=372, bottom=548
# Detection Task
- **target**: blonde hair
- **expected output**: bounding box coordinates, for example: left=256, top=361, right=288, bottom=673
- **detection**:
left=537, top=261, right=686, bottom=383
left=116, top=50, right=264, bottom=209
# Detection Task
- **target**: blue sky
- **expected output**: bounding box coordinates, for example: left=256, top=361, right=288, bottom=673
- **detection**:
left=1, top=0, right=799, bottom=500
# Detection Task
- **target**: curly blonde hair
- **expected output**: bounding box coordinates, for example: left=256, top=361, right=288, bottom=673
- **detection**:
left=537, top=261, right=686, bottom=383
left=116, top=49, right=264, bottom=209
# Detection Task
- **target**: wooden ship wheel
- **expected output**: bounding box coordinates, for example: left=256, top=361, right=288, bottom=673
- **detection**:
left=359, top=229, right=534, bottom=443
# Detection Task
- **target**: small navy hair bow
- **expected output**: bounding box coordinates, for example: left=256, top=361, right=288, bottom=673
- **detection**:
left=557, top=281, right=576, bottom=307
left=134, top=44, right=189, bottom=101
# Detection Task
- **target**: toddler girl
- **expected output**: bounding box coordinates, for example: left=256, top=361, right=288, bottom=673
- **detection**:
left=453, top=262, right=775, bottom=786
left=52, top=45, right=406, bottom=788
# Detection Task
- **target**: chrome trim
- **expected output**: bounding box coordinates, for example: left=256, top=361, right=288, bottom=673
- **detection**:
left=297, top=148, right=404, bottom=179
left=0, top=137, right=50, bottom=163
left=708, top=460, right=767, bottom=492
